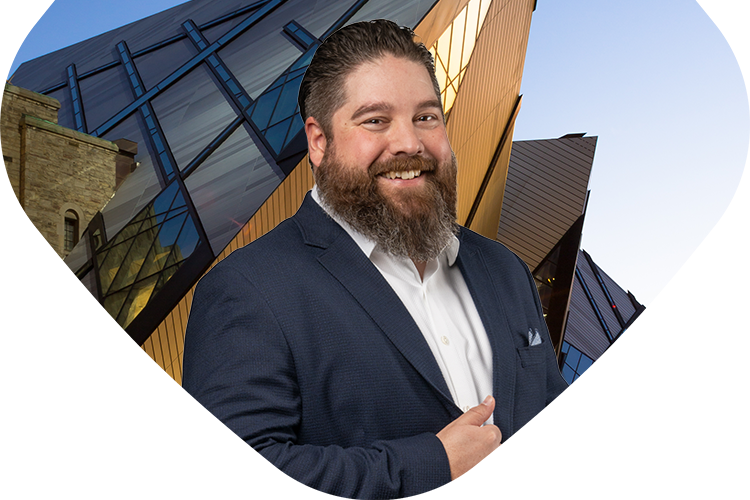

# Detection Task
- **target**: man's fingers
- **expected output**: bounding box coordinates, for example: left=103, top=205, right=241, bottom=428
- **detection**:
left=457, top=395, right=495, bottom=427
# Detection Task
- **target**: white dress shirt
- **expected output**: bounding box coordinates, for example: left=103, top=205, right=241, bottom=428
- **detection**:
left=312, top=187, right=493, bottom=422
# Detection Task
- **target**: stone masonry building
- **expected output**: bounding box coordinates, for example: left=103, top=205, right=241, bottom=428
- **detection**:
left=2, top=83, right=129, bottom=258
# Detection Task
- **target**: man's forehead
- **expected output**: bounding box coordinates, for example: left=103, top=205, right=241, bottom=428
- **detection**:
left=337, top=55, right=439, bottom=115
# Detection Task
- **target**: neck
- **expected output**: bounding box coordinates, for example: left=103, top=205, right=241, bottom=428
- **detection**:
left=411, top=259, right=427, bottom=281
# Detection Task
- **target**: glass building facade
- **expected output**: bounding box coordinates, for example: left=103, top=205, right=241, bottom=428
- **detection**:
left=535, top=247, right=646, bottom=385
left=12, top=0, right=453, bottom=343
left=11, top=0, right=544, bottom=381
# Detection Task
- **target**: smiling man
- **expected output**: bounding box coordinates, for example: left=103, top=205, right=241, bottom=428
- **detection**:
left=182, top=19, right=566, bottom=499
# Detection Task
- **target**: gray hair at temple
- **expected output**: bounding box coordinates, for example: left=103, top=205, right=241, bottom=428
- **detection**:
left=297, top=19, right=442, bottom=140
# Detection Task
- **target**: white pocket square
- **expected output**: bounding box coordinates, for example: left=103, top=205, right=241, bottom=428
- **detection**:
left=528, top=328, right=542, bottom=346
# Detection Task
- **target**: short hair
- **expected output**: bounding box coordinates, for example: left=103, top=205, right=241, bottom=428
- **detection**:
left=298, top=19, right=442, bottom=139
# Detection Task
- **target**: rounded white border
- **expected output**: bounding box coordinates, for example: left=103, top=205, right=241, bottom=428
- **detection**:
left=1, top=1, right=748, bottom=498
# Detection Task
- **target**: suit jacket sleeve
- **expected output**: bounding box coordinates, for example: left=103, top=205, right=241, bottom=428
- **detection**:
left=182, top=262, right=451, bottom=499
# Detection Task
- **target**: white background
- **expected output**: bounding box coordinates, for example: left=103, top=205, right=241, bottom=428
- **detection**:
left=1, top=0, right=748, bottom=498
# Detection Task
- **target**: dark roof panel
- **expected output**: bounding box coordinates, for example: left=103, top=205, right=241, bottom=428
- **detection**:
left=498, top=135, right=597, bottom=269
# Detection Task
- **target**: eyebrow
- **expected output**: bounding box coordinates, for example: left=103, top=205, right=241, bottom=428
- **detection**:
left=350, top=102, right=392, bottom=121
left=349, top=99, right=444, bottom=121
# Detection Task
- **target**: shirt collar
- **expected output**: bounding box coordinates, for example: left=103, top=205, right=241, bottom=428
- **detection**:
left=311, top=185, right=460, bottom=265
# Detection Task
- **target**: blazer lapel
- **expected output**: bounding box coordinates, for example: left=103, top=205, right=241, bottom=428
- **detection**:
left=293, top=194, right=457, bottom=411
left=455, top=233, right=517, bottom=438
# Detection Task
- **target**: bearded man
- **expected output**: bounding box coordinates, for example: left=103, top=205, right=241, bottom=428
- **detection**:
left=183, top=19, right=566, bottom=499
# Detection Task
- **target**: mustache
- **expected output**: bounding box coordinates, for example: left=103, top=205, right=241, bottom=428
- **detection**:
left=368, top=155, right=438, bottom=177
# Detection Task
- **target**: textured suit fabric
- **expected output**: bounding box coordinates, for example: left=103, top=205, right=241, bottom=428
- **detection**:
left=182, top=193, right=567, bottom=498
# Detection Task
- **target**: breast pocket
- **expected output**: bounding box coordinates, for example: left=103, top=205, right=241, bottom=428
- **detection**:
left=516, top=344, right=547, bottom=368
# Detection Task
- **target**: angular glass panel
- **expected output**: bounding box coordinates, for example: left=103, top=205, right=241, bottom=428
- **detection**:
left=265, top=117, right=293, bottom=154
left=250, top=85, right=282, bottom=130
left=152, top=181, right=180, bottom=218
left=134, top=37, right=197, bottom=91
left=218, top=25, right=300, bottom=100
left=100, top=114, right=162, bottom=240
left=449, top=9, right=467, bottom=76
left=295, top=30, right=316, bottom=48
left=465, top=0, right=481, bottom=43
left=138, top=212, right=188, bottom=280
left=477, top=0, right=491, bottom=33
left=117, top=273, right=160, bottom=328
left=432, top=50, right=448, bottom=96
left=153, top=263, right=181, bottom=300
left=347, top=0, right=430, bottom=32
left=566, top=347, right=581, bottom=372
left=577, top=355, right=594, bottom=375
left=288, top=67, right=306, bottom=81
left=98, top=217, right=149, bottom=294
left=64, top=232, right=91, bottom=274
left=80, top=268, right=98, bottom=297
left=283, top=116, right=304, bottom=150
left=162, top=244, right=180, bottom=272
left=269, top=74, right=303, bottom=125
left=561, top=364, right=576, bottom=385
left=290, top=48, right=315, bottom=71
left=202, top=9, right=257, bottom=44
left=185, top=124, right=281, bottom=254
left=107, top=223, right=160, bottom=294
left=103, top=287, right=130, bottom=322
left=158, top=210, right=189, bottom=249
left=78, top=65, right=134, bottom=132
left=173, top=216, right=200, bottom=260
left=151, top=64, right=237, bottom=171
left=536, top=283, right=551, bottom=310
left=429, top=0, right=494, bottom=114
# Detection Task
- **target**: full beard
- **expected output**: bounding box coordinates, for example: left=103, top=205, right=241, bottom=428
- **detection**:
left=315, top=147, right=459, bottom=262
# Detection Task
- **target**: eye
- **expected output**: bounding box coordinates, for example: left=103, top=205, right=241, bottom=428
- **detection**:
left=361, top=117, right=388, bottom=130
left=415, top=113, right=441, bottom=127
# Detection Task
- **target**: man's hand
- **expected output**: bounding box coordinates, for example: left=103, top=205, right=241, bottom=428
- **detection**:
left=437, top=395, right=502, bottom=480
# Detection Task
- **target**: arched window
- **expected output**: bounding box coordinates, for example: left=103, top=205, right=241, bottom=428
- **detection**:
left=64, top=210, right=79, bottom=252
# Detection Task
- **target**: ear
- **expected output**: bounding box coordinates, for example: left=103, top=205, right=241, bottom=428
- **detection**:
left=305, top=116, right=327, bottom=169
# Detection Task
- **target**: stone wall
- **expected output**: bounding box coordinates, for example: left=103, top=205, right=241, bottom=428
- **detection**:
left=2, top=83, right=119, bottom=258
left=2, top=83, right=60, bottom=199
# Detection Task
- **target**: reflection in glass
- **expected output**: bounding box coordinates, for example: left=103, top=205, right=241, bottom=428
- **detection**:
left=428, top=0, right=492, bottom=113
left=560, top=341, right=594, bottom=384
left=78, top=65, right=134, bottom=132
left=151, top=64, right=238, bottom=172
left=246, top=51, right=309, bottom=156
left=100, top=114, right=163, bottom=240
left=185, top=124, right=280, bottom=254
left=97, top=181, right=201, bottom=328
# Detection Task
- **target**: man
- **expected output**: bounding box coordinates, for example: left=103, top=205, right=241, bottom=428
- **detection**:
left=183, top=19, right=566, bottom=499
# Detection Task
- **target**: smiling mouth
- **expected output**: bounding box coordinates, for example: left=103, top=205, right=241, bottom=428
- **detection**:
left=380, top=170, right=423, bottom=180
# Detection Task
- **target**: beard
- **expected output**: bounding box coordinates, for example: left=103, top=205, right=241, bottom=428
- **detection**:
left=315, top=145, right=459, bottom=262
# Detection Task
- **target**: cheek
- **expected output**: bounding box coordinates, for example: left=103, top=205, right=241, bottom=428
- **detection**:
left=422, top=133, right=453, bottom=161
left=339, top=133, right=386, bottom=165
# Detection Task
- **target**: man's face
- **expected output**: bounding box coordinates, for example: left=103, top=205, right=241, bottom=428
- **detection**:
left=309, top=55, right=458, bottom=261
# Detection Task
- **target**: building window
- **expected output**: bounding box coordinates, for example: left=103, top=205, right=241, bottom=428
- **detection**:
left=560, top=341, right=594, bottom=385
left=64, top=210, right=79, bottom=252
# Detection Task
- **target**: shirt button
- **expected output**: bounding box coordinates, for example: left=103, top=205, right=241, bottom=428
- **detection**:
left=441, top=336, right=449, bottom=345
left=463, top=405, right=470, bottom=412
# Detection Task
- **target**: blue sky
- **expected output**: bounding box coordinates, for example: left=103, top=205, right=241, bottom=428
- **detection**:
left=6, top=0, right=750, bottom=305
left=515, top=0, right=748, bottom=305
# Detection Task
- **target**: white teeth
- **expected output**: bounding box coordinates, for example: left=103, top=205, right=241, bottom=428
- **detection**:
left=383, top=170, right=422, bottom=180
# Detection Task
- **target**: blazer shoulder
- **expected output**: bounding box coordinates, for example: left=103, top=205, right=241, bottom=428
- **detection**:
left=458, top=226, right=528, bottom=270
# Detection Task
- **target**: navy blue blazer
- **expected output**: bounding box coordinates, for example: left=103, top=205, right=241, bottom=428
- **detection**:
left=182, top=193, right=567, bottom=498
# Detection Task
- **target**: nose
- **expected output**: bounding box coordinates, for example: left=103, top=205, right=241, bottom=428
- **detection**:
left=387, top=119, right=423, bottom=156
